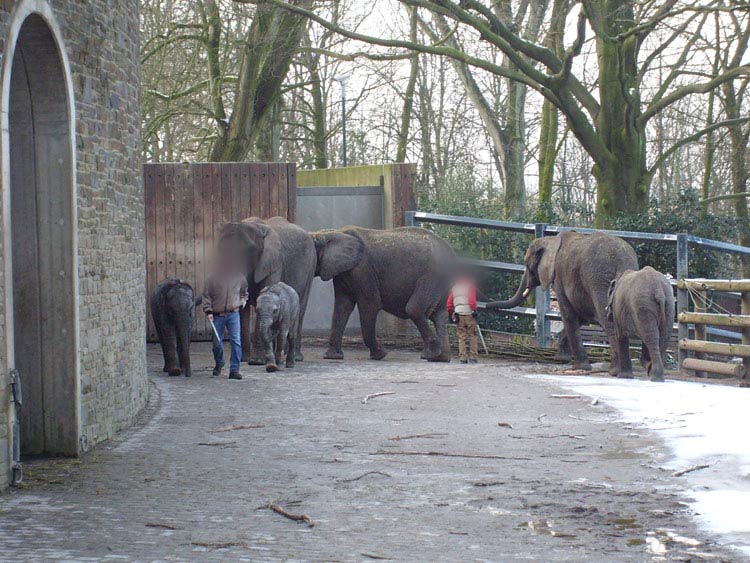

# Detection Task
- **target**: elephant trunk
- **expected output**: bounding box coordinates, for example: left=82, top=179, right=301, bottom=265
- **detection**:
left=485, top=270, right=533, bottom=310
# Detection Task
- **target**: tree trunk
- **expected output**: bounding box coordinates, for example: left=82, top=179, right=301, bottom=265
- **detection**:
left=396, top=8, right=419, bottom=163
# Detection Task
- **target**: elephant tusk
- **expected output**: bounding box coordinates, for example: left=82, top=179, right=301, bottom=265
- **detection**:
left=522, top=287, right=531, bottom=298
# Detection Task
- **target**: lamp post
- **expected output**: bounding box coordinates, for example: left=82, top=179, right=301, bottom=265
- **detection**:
left=334, top=75, right=349, bottom=167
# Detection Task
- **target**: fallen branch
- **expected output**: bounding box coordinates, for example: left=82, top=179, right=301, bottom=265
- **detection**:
left=362, top=392, right=395, bottom=404
left=197, top=441, right=237, bottom=447
left=361, top=553, right=391, bottom=560
left=339, top=471, right=392, bottom=482
left=262, top=503, right=315, bottom=527
left=387, top=433, right=447, bottom=441
left=553, top=369, right=609, bottom=376
left=371, top=450, right=531, bottom=461
left=191, top=541, right=246, bottom=549
left=145, top=522, right=180, bottom=530
left=550, top=394, right=581, bottom=399
left=211, top=423, right=265, bottom=433
left=537, top=414, right=547, bottom=422
left=673, top=464, right=710, bottom=477
left=497, top=422, right=513, bottom=428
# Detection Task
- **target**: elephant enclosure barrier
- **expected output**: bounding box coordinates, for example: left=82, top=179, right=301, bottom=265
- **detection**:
left=406, top=211, right=750, bottom=381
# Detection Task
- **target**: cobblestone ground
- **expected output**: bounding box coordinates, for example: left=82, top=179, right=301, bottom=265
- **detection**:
left=0, top=343, right=739, bottom=562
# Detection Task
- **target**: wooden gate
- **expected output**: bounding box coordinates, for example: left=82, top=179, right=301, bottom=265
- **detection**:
left=144, top=162, right=297, bottom=341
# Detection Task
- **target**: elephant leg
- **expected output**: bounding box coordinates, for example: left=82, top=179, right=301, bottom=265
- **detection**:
left=616, top=335, right=633, bottom=378
left=555, top=329, right=572, bottom=363
left=431, top=307, right=452, bottom=363
left=592, top=292, right=621, bottom=376
left=640, top=345, right=651, bottom=369
left=360, top=304, right=386, bottom=360
left=286, top=329, right=296, bottom=369
left=324, top=284, right=355, bottom=360
left=239, top=305, right=257, bottom=364
left=153, top=316, right=171, bottom=373
left=294, top=280, right=312, bottom=362
left=405, top=278, right=444, bottom=361
left=265, top=332, right=280, bottom=373
left=645, top=337, right=664, bottom=382
left=161, top=322, right=180, bottom=376
left=175, top=322, right=192, bottom=378
left=558, top=299, right=590, bottom=371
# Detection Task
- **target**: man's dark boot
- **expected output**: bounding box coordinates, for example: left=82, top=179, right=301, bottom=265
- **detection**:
left=469, top=359, right=478, bottom=364
left=229, top=371, right=242, bottom=380
left=460, top=359, right=468, bottom=364
left=212, top=365, right=223, bottom=377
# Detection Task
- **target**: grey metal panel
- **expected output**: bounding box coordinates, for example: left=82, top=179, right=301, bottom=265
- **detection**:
left=296, top=188, right=385, bottom=333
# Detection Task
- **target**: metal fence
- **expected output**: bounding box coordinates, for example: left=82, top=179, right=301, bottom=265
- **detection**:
left=405, top=211, right=750, bottom=364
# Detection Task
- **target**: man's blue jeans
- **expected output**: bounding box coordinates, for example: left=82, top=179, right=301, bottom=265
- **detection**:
left=211, top=311, right=242, bottom=373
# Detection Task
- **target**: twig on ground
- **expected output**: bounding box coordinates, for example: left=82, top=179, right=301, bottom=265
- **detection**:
left=339, top=471, right=392, bottom=482
left=436, top=383, right=456, bottom=387
left=191, top=541, right=246, bottom=549
left=550, top=394, right=581, bottom=399
left=371, top=450, right=531, bottom=461
left=197, top=441, right=238, bottom=447
left=362, top=392, right=395, bottom=404
left=497, top=422, right=513, bottom=428
left=361, top=553, right=391, bottom=560
left=673, top=464, right=710, bottom=477
left=534, top=434, right=586, bottom=440
left=211, top=423, right=265, bottom=433
left=392, top=380, right=420, bottom=384
left=262, top=503, right=315, bottom=527
left=537, top=414, right=547, bottom=422
left=553, top=369, right=608, bottom=375
left=145, top=522, right=180, bottom=530
left=387, top=433, right=447, bottom=441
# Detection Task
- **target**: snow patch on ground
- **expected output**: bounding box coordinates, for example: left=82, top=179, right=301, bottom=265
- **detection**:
left=535, top=375, right=750, bottom=557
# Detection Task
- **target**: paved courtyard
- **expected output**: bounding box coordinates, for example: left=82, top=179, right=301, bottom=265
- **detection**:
left=0, top=343, right=739, bottom=562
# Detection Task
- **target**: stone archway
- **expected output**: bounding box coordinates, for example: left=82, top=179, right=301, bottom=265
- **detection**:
left=7, top=11, right=78, bottom=456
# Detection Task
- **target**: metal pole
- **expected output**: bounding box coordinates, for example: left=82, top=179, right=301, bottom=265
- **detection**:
left=477, top=324, right=489, bottom=355
left=405, top=210, right=416, bottom=227
left=534, top=223, right=551, bottom=348
left=676, top=233, right=689, bottom=373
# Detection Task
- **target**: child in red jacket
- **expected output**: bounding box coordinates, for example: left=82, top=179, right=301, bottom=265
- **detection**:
left=447, top=275, right=479, bottom=364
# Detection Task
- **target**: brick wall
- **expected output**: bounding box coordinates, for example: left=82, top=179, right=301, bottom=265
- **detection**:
left=0, top=0, right=147, bottom=488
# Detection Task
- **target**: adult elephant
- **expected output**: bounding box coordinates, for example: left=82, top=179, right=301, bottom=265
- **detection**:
left=313, top=226, right=455, bottom=362
left=486, top=231, right=638, bottom=375
left=217, top=216, right=316, bottom=363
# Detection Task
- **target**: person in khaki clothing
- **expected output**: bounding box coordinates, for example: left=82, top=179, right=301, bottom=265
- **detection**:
left=447, top=275, right=481, bottom=363
left=202, top=260, right=248, bottom=380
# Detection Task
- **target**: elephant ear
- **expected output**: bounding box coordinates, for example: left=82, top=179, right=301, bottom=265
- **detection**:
left=254, top=223, right=283, bottom=284
left=537, top=234, right=563, bottom=290
left=606, top=279, right=617, bottom=323
left=314, top=231, right=364, bottom=281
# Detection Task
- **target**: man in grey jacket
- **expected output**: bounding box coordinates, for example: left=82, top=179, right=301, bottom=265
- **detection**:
left=203, top=264, right=249, bottom=380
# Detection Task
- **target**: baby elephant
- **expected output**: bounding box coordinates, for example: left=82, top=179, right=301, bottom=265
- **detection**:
left=255, top=282, right=300, bottom=373
left=607, top=266, right=675, bottom=382
left=151, top=278, right=201, bottom=377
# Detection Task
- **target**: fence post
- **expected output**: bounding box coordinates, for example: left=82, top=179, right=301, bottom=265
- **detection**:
left=405, top=210, right=416, bottom=227
left=534, top=223, right=551, bottom=348
left=676, top=234, right=689, bottom=372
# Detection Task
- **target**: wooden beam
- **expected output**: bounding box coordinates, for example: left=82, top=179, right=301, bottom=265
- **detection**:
left=678, top=312, right=750, bottom=327
left=679, top=279, right=750, bottom=292
left=682, top=358, right=746, bottom=378
left=678, top=338, right=750, bottom=358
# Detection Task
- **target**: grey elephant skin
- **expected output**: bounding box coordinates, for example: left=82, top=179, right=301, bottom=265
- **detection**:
left=606, top=266, right=675, bottom=382
left=486, top=231, right=638, bottom=375
left=255, top=282, right=300, bottom=372
left=151, top=278, right=200, bottom=377
left=313, top=226, right=455, bottom=362
left=217, top=216, right=316, bottom=364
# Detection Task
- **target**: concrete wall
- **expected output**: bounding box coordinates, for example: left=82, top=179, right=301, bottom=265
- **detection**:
left=296, top=185, right=384, bottom=334
left=0, top=0, right=146, bottom=489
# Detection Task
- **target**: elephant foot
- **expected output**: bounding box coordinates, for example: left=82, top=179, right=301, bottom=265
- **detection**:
left=422, top=341, right=443, bottom=362
left=608, top=364, right=619, bottom=377
left=572, top=360, right=592, bottom=371
left=162, top=365, right=170, bottom=373
left=286, top=360, right=295, bottom=369
left=184, top=371, right=192, bottom=378
left=649, top=374, right=665, bottom=383
left=294, top=351, right=304, bottom=362
left=555, top=353, right=572, bottom=363
left=168, top=368, right=182, bottom=377
left=248, top=358, right=265, bottom=366
left=324, top=347, right=344, bottom=360
left=370, top=348, right=387, bottom=361
left=617, top=370, right=634, bottom=379
left=429, top=352, right=451, bottom=363
left=266, top=363, right=279, bottom=373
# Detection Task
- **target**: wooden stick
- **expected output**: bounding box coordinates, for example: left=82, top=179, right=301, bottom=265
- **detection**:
left=211, top=423, right=265, bottom=433
left=263, top=503, right=315, bottom=527
left=387, top=433, right=447, bottom=441
left=145, top=522, right=180, bottom=530
left=672, top=464, right=710, bottom=477
left=550, top=394, right=581, bottom=399
left=371, top=450, right=531, bottom=461
left=339, top=471, right=392, bottom=482
left=362, top=392, right=395, bottom=404
left=197, top=441, right=238, bottom=447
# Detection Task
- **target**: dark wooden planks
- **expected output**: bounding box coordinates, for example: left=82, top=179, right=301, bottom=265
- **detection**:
left=144, top=162, right=297, bottom=341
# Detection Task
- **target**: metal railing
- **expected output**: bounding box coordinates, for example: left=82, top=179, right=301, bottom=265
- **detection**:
left=405, top=211, right=750, bottom=364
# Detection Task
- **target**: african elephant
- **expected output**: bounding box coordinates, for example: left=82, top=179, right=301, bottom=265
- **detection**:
left=216, top=217, right=316, bottom=364
left=313, top=226, right=455, bottom=362
left=486, top=231, right=638, bottom=375
left=151, top=278, right=200, bottom=377
left=255, top=282, right=300, bottom=373
left=606, top=267, right=675, bottom=382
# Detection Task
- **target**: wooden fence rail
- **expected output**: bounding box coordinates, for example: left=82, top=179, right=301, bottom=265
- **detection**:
left=678, top=278, right=750, bottom=386
left=144, top=162, right=297, bottom=341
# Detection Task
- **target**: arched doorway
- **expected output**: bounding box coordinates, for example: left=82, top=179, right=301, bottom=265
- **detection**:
left=7, top=12, right=77, bottom=456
